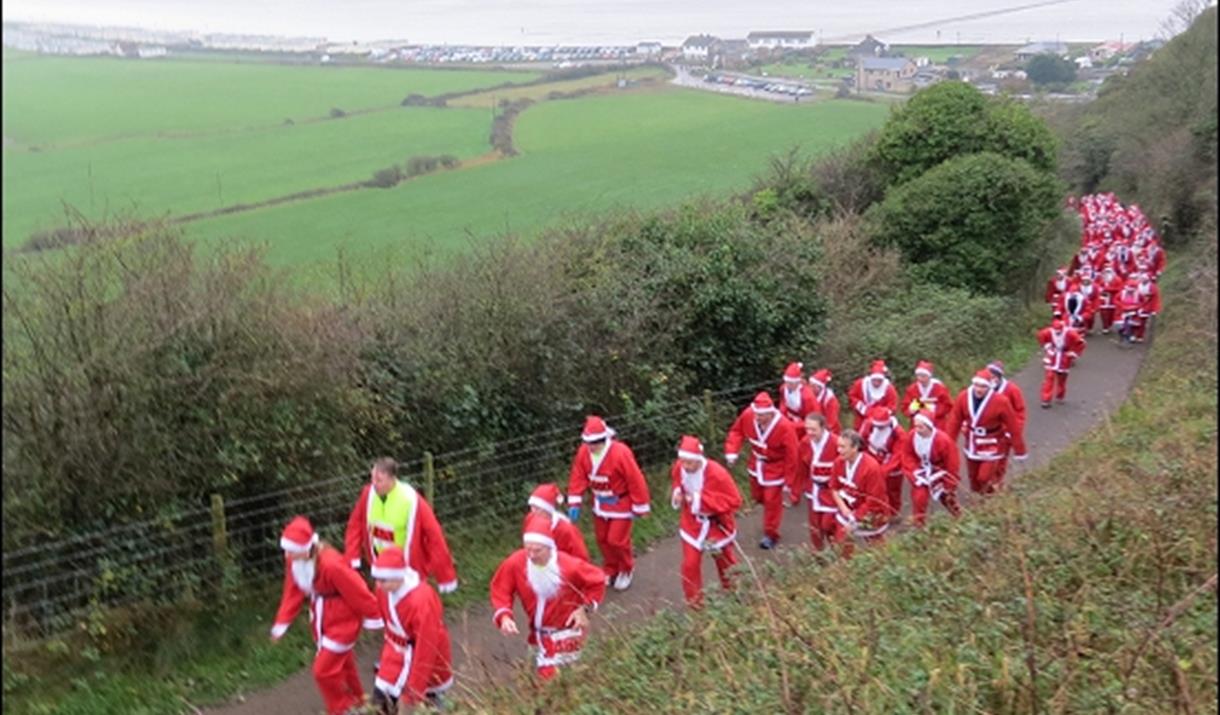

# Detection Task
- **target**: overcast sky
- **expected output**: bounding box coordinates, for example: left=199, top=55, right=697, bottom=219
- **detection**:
left=1, top=0, right=1196, bottom=45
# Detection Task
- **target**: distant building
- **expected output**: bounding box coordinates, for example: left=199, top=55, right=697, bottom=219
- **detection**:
left=636, top=41, right=663, bottom=56
left=913, top=71, right=941, bottom=88
left=682, top=34, right=718, bottom=62
left=1015, top=41, right=1069, bottom=60
left=848, top=34, right=888, bottom=59
left=856, top=56, right=917, bottom=92
left=1088, top=40, right=1133, bottom=62
left=1074, top=56, right=1093, bottom=69
left=746, top=31, right=815, bottom=50
left=136, top=45, right=167, bottom=58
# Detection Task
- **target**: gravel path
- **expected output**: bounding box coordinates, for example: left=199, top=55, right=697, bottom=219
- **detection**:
left=207, top=328, right=1148, bottom=714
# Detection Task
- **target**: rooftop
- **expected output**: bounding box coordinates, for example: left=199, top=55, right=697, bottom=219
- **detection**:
left=859, top=57, right=912, bottom=71
left=747, top=30, right=814, bottom=39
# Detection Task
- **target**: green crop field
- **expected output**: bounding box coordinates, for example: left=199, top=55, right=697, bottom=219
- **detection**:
left=2, top=106, right=493, bottom=247
left=757, top=62, right=854, bottom=80
left=1, top=56, right=537, bottom=147
left=184, top=89, right=889, bottom=269
left=889, top=44, right=985, bottom=63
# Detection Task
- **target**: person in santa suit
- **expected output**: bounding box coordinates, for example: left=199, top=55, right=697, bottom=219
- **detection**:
left=1134, top=272, right=1162, bottom=343
left=370, top=547, right=454, bottom=713
left=1096, top=265, right=1125, bottom=334
left=271, top=516, right=383, bottom=715
left=566, top=416, right=651, bottom=591
left=1046, top=267, right=1071, bottom=316
left=1076, top=273, right=1101, bottom=334
left=524, top=483, right=590, bottom=562
left=859, top=405, right=907, bottom=518
left=829, top=430, right=891, bottom=559
left=1057, top=278, right=1096, bottom=333
left=807, top=368, right=842, bottom=435
left=1114, top=277, right=1145, bottom=345
left=724, top=392, right=800, bottom=550
left=777, top=361, right=817, bottom=436
left=796, top=412, right=839, bottom=551
left=945, top=370, right=1029, bottom=494
left=897, top=409, right=962, bottom=526
left=1036, top=318, right=1087, bottom=407
left=669, top=435, right=743, bottom=609
left=1106, top=241, right=1134, bottom=277
left=987, top=360, right=1027, bottom=487
left=902, top=360, right=953, bottom=430
left=490, top=514, right=608, bottom=681
left=847, top=360, right=898, bottom=432
left=345, top=457, right=459, bottom=595
left=1137, top=236, right=1166, bottom=280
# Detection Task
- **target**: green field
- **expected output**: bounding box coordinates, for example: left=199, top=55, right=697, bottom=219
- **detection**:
left=1, top=56, right=537, bottom=147
left=757, top=62, right=854, bottom=80
left=184, top=89, right=889, bottom=268
left=889, top=44, right=984, bottom=63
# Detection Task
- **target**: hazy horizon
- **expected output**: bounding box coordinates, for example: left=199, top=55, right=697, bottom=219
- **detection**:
left=1, top=0, right=1190, bottom=46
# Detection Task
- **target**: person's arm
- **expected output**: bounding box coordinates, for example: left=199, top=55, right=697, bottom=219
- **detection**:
left=416, top=496, right=458, bottom=593
left=829, top=464, right=853, bottom=522
left=723, top=409, right=746, bottom=466
left=332, top=556, right=382, bottom=628
left=942, top=432, right=961, bottom=476
left=566, top=447, right=590, bottom=520
left=621, top=446, right=651, bottom=518
left=489, top=555, right=519, bottom=635
left=269, top=560, right=305, bottom=640
left=344, top=486, right=368, bottom=569
left=1002, top=398, right=1028, bottom=460
left=849, top=381, right=867, bottom=417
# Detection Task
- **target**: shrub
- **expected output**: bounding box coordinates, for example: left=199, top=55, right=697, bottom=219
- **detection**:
left=400, top=93, right=429, bottom=106
left=865, top=152, right=1062, bottom=294
left=329, top=107, right=347, bottom=118
left=404, top=155, right=439, bottom=177
left=1026, top=53, right=1077, bottom=86
left=368, top=165, right=403, bottom=187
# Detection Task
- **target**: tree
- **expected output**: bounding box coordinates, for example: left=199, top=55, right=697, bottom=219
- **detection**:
left=1026, top=54, right=1077, bottom=86
left=865, top=152, right=1062, bottom=295
left=870, top=81, right=1058, bottom=186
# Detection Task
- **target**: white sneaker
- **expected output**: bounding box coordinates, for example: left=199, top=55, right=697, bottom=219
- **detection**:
left=613, top=570, right=634, bottom=591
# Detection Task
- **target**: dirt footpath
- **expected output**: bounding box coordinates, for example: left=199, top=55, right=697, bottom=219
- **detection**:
left=207, top=331, right=1147, bottom=714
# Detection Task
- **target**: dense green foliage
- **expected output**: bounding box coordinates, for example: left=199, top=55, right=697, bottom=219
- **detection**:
left=1055, top=6, right=1218, bottom=240
left=1026, top=52, right=1078, bottom=86
left=866, top=152, right=1062, bottom=294
left=870, top=81, right=1058, bottom=187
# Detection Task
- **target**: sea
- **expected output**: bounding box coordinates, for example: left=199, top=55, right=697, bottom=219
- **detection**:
left=0, top=0, right=1195, bottom=46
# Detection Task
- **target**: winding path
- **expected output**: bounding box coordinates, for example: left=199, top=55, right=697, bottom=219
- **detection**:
left=208, top=330, right=1147, bottom=714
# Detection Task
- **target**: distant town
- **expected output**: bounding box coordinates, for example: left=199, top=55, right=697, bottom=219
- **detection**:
left=3, top=21, right=1165, bottom=100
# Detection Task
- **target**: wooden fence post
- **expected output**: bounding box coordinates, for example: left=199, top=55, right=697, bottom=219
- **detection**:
left=424, top=451, right=436, bottom=505
left=210, top=494, right=232, bottom=580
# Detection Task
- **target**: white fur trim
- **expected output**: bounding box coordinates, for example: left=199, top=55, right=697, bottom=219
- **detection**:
left=528, top=496, right=557, bottom=514
left=677, top=450, right=704, bottom=461
left=280, top=532, right=318, bottom=554
left=270, top=622, right=289, bottom=639
left=349, top=558, right=361, bottom=569
left=752, top=405, right=777, bottom=415
left=437, top=580, right=458, bottom=594
left=363, top=617, right=385, bottom=630
left=523, top=533, right=557, bottom=550
left=582, top=431, right=610, bottom=442
left=971, top=376, right=991, bottom=388
left=371, top=566, right=406, bottom=580
left=914, top=367, right=932, bottom=377
left=631, top=503, right=651, bottom=515
left=913, top=413, right=935, bottom=429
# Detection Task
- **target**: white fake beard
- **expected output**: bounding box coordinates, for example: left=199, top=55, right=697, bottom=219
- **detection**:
left=527, top=551, right=562, bottom=601
left=868, top=426, right=892, bottom=452
left=291, top=558, right=316, bottom=594
left=783, top=385, right=802, bottom=411
left=681, top=464, right=705, bottom=495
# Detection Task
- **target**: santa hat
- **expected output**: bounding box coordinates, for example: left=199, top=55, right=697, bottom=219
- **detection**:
left=869, top=406, right=895, bottom=426
left=868, top=360, right=888, bottom=380
left=971, top=369, right=994, bottom=388
left=1055, top=266, right=1067, bottom=275
left=280, top=515, right=318, bottom=554
left=914, top=360, right=934, bottom=377
left=783, top=362, right=803, bottom=382
left=750, top=392, right=776, bottom=415
left=581, top=415, right=613, bottom=443
left=986, top=360, right=1005, bottom=377
left=677, top=435, right=705, bottom=462
left=1051, top=319, right=1065, bottom=331
left=527, top=483, right=563, bottom=515
left=808, top=369, right=832, bottom=389
left=522, top=513, right=556, bottom=551
left=371, top=546, right=409, bottom=581
left=913, top=409, right=936, bottom=430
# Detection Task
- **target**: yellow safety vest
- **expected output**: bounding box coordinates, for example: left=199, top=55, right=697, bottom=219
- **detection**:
left=366, top=480, right=419, bottom=557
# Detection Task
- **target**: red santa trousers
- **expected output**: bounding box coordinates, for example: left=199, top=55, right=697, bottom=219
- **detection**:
left=965, top=459, right=1005, bottom=495
left=831, top=522, right=886, bottom=560
left=1041, top=369, right=1069, bottom=403
left=680, top=541, right=738, bottom=609
left=374, top=643, right=453, bottom=706
left=1134, top=315, right=1150, bottom=340
left=885, top=473, right=903, bottom=516
left=807, top=510, right=837, bottom=551
left=313, top=648, right=364, bottom=715
left=910, top=485, right=961, bottom=527
left=592, top=516, right=634, bottom=577
left=749, top=480, right=784, bottom=542
left=1098, top=307, right=1115, bottom=331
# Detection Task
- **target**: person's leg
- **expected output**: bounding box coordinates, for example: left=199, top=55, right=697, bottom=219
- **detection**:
left=761, top=485, right=783, bottom=542
left=1041, top=369, right=1055, bottom=405
left=372, top=645, right=404, bottom=715
left=910, top=485, right=929, bottom=527
left=1056, top=371, right=1069, bottom=401
left=832, top=520, right=854, bottom=560
left=607, top=518, right=635, bottom=576
left=313, top=650, right=360, bottom=715
left=749, top=478, right=764, bottom=505
left=808, top=506, right=825, bottom=550
left=1100, top=307, right=1114, bottom=332
left=341, top=651, right=364, bottom=706
left=680, top=540, right=703, bottom=608
left=977, top=460, right=1004, bottom=495
left=886, top=474, right=903, bottom=516
left=966, top=459, right=984, bottom=493
left=714, top=544, right=738, bottom=591
left=593, top=515, right=615, bottom=578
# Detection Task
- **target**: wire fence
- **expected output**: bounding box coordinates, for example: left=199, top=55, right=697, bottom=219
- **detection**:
left=2, top=378, right=774, bottom=651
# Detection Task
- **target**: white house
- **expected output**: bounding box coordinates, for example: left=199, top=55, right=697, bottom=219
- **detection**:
left=137, top=45, right=167, bottom=58
left=1074, top=56, right=1093, bottom=69
left=636, top=41, right=663, bottom=56
left=1015, top=41, right=1069, bottom=61
left=1089, top=40, right=1132, bottom=62
left=746, top=31, right=815, bottom=50
left=682, top=34, right=717, bottom=61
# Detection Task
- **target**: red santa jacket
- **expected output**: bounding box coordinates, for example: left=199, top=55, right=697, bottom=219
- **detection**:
left=902, top=378, right=953, bottom=429
left=1057, top=286, right=1097, bottom=326
left=724, top=407, right=800, bottom=489
left=669, top=458, right=742, bottom=552
left=1115, top=285, right=1144, bottom=320
left=345, top=482, right=458, bottom=591
left=846, top=378, right=898, bottom=430
left=376, top=578, right=453, bottom=705
left=1139, top=242, right=1166, bottom=278
left=945, top=388, right=1028, bottom=462
left=272, top=545, right=382, bottom=652
left=993, top=377, right=1027, bottom=437
left=1137, top=280, right=1162, bottom=315
left=797, top=429, right=840, bottom=514
left=1037, top=325, right=1086, bottom=372
left=1045, top=274, right=1070, bottom=306
left=566, top=439, right=652, bottom=520
left=898, top=427, right=961, bottom=491
left=1097, top=275, right=1125, bottom=311
left=520, top=512, right=590, bottom=562
left=830, top=452, right=891, bottom=529
left=859, top=417, right=907, bottom=476
left=810, top=385, right=843, bottom=436
left=777, top=382, right=818, bottom=432
left=489, top=549, right=607, bottom=644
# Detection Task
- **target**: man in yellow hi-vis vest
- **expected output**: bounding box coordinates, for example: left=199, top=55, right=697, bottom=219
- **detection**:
left=345, top=457, right=458, bottom=593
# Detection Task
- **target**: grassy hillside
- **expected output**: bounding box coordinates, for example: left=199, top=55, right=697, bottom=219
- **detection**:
left=466, top=231, right=1219, bottom=714
left=0, top=56, right=537, bottom=147
left=184, top=91, right=889, bottom=267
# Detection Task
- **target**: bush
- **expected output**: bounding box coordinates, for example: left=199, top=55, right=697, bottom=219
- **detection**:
left=368, top=165, right=403, bottom=187
left=1026, top=53, right=1077, bottom=85
left=404, top=155, right=439, bottom=177
left=400, top=93, right=429, bottom=106
left=328, top=107, right=346, bottom=119
left=871, top=81, right=1058, bottom=186
left=438, top=154, right=460, bottom=169
left=865, top=152, right=1062, bottom=294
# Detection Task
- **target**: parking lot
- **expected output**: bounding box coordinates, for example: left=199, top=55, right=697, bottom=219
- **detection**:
left=670, top=65, right=816, bottom=103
